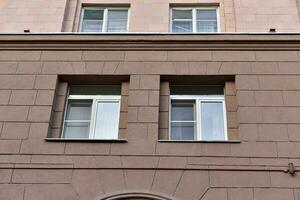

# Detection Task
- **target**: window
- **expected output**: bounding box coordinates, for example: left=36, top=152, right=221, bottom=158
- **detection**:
left=80, top=7, right=129, bottom=32
left=169, top=86, right=227, bottom=141
left=171, top=7, right=219, bottom=33
left=62, top=85, right=121, bottom=139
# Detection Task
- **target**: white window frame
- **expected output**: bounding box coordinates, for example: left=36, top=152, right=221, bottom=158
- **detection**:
left=169, top=95, right=227, bottom=141
left=170, top=7, right=220, bottom=33
left=79, top=7, right=129, bottom=32
left=62, top=95, right=121, bottom=139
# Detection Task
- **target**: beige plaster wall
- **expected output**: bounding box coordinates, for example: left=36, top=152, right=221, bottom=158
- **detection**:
left=0, top=0, right=67, bottom=32
left=2, top=0, right=300, bottom=33
left=64, top=0, right=236, bottom=32
left=234, top=0, right=300, bottom=32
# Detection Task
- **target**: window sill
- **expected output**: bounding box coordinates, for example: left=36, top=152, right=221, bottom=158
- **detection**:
left=158, top=140, right=241, bottom=143
left=45, top=138, right=127, bottom=143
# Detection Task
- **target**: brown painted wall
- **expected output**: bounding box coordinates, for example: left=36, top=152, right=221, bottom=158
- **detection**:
left=0, top=34, right=300, bottom=199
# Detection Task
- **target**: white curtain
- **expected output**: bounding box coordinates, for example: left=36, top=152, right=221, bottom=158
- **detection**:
left=201, top=102, right=225, bottom=140
left=94, top=101, right=120, bottom=139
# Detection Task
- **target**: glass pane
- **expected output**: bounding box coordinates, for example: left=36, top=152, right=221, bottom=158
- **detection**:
left=69, top=85, right=121, bottom=95
left=172, top=21, right=192, bottom=32
left=107, top=10, right=128, bottom=32
left=201, top=102, right=225, bottom=140
left=170, top=85, right=224, bottom=95
left=82, top=20, right=103, bottom=32
left=171, top=100, right=195, bottom=121
left=172, top=9, right=192, bottom=20
left=63, top=122, right=90, bottom=138
left=83, top=9, right=104, bottom=20
left=94, top=101, right=120, bottom=139
left=196, top=10, right=217, bottom=32
left=171, top=122, right=195, bottom=140
left=197, top=10, right=217, bottom=20
left=197, top=21, right=217, bottom=32
left=65, top=100, right=92, bottom=120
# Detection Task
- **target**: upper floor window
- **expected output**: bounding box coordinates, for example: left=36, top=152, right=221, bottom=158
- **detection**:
left=169, top=85, right=227, bottom=141
left=80, top=7, right=129, bottom=32
left=170, top=7, right=219, bottom=33
left=62, top=85, right=121, bottom=139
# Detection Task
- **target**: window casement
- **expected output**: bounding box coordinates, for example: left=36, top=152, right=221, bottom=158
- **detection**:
left=169, top=86, right=227, bottom=141
left=61, top=85, right=121, bottom=139
left=79, top=7, right=129, bottom=32
left=170, top=7, right=219, bottom=33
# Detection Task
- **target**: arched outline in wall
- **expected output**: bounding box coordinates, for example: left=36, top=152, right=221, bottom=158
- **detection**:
left=99, top=191, right=177, bottom=200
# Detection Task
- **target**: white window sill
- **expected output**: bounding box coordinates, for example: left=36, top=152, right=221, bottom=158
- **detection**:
left=158, top=140, right=241, bottom=143
left=45, top=138, right=127, bottom=143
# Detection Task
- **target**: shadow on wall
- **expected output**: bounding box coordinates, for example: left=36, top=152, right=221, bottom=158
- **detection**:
left=98, top=191, right=177, bottom=200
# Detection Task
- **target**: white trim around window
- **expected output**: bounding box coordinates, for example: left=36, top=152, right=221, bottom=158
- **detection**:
left=169, top=95, right=227, bottom=141
left=79, top=7, right=129, bottom=32
left=169, top=7, right=220, bottom=33
left=62, top=95, right=121, bottom=139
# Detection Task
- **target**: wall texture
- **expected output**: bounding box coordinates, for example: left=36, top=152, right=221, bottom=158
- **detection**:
left=0, top=34, right=300, bottom=200
left=0, top=0, right=68, bottom=32
left=234, top=0, right=300, bottom=32
left=1, top=0, right=300, bottom=32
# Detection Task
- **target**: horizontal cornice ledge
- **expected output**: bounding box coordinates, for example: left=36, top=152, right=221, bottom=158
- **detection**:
left=1, top=33, right=300, bottom=50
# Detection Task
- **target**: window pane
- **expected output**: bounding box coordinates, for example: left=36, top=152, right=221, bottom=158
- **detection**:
left=65, top=100, right=92, bottom=121
left=201, top=102, right=225, bottom=140
left=63, top=122, right=90, bottom=138
left=171, top=122, right=195, bottom=140
left=197, top=21, right=217, bottom=32
left=94, top=101, right=120, bottom=139
left=82, top=20, right=103, bottom=32
left=82, top=9, right=103, bottom=32
left=172, top=21, right=192, bottom=32
left=172, top=9, right=192, bottom=20
left=197, top=10, right=217, bottom=20
left=107, top=10, right=128, bottom=32
left=171, top=100, right=195, bottom=121
left=83, top=9, right=104, bottom=20
left=196, top=10, right=218, bottom=32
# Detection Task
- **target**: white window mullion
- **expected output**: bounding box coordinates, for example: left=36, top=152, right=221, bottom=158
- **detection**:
left=197, top=99, right=202, bottom=140
left=126, top=8, right=130, bottom=32
left=103, top=9, right=108, bottom=32
left=89, top=98, right=97, bottom=139
left=192, top=8, right=196, bottom=33
left=216, top=7, right=220, bottom=32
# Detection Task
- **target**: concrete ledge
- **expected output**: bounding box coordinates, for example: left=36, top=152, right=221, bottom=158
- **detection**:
left=1, top=33, right=300, bottom=50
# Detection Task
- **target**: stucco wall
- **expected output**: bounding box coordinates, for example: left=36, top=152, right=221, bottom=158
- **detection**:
left=64, top=0, right=236, bottom=32
left=0, top=34, right=299, bottom=199
left=1, top=0, right=300, bottom=33
left=234, top=0, right=300, bottom=32
left=0, top=0, right=68, bottom=32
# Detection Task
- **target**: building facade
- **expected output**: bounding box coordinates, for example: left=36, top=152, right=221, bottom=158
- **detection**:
left=0, top=1, right=300, bottom=200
